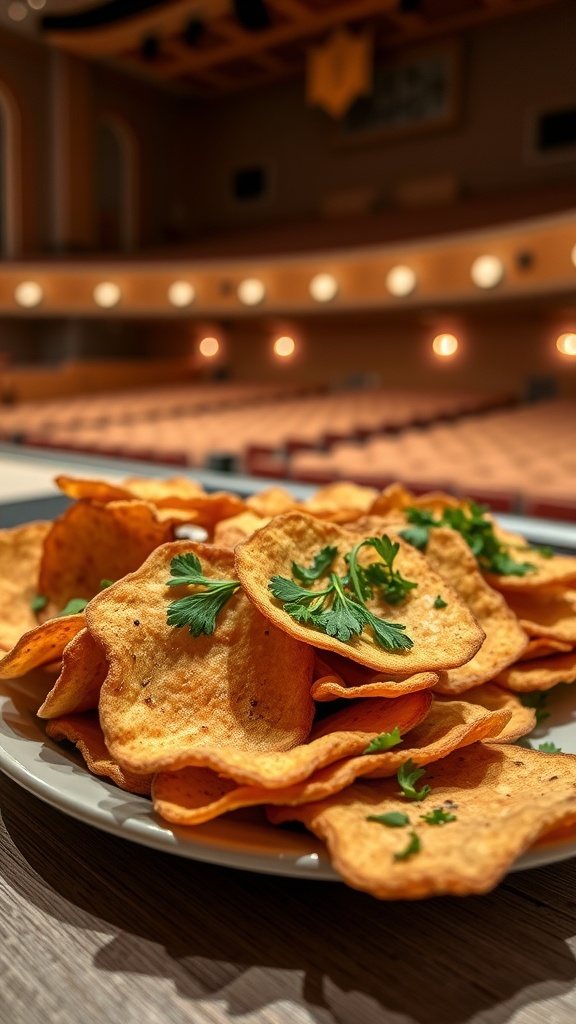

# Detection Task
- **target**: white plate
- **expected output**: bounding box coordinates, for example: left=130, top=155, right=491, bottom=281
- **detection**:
left=3, top=669, right=576, bottom=879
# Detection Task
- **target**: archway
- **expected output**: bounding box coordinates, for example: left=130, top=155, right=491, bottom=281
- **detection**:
left=95, top=116, right=139, bottom=251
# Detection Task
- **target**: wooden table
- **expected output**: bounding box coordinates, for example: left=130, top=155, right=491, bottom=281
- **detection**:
left=3, top=448, right=576, bottom=1024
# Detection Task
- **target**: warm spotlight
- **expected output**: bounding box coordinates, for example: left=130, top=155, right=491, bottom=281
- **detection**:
left=168, top=281, right=195, bottom=307
left=386, top=265, right=417, bottom=297
left=470, top=255, right=504, bottom=289
left=309, top=273, right=338, bottom=303
left=432, top=334, right=458, bottom=357
left=199, top=336, right=219, bottom=358
left=14, top=281, right=43, bottom=308
left=93, top=282, right=121, bottom=308
left=8, top=2, right=27, bottom=20
left=557, top=333, right=576, bottom=356
left=274, top=335, right=295, bottom=358
left=238, top=277, right=266, bottom=306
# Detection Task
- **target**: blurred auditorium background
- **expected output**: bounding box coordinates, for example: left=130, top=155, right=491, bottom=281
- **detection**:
left=1, top=0, right=576, bottom=517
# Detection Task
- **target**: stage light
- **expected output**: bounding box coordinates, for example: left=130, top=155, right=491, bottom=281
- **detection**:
left=28, top=0, right=46, bottom=8
left=199, top=336, right=219, bottom=358
left=432, top=334, right=458, bottom=358
left=168, top=281, right=195, bottom=307
left=557, top=333, right=576, bottom=356
left=470, top=254, right=504, bottom=289
left=14, top=281, right=43, bottom=308
left=8, top=2, right=27, bottom=20
left=274, top=335, right=295, bottom=358
left=93, top=282, right=121, bottom=308
left=309, top=273, right=338, bottom=303
left=386, top=265, right=417, bottom=297
left=233, top=0, right=270, bottom=31
left=238, top=277, right=265, bottom=306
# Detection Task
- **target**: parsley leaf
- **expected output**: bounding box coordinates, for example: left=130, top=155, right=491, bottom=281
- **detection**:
left=519, top=691, right=550, bottom=727
left=348, top=536, right=418, bottom=606
left=393, top=831, right=421, bottom=860
left=433, top=595, right=448, bottom=609
left=397, top=759, right=431, bottom=801
left=538, top=741, right=562, bottom=753
left=57, top=597, right=89, bottom=617
left=362, top=726, right=402, bottom=754
left=420, top=808, right=457, bottom=824
left=366, top=811, right=410, bottom=828
left=166, top=553, right=240, bottom=637
left=292, top=546, right=338, bottom=585
left=99, top=578, right=114, bottom=590
left=30, top=594, right=47, bottom=613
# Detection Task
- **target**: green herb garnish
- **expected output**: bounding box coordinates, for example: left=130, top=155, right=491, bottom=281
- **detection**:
left=420, top=808, right=457, bottom=825
left=397, top=759, right=431, bottom=801
left=57, top=597, right=89, bottom=617
left=366, top=811, right=410, bottom=828
left=362, top=726, right=402, bottom=754
left=99, top=578, right=114, bottom=590
left=538, top=741, right=562, bottom=754
left=433, top=595, right=448, bottom=609
left=519, top=691, right=550, bottom=727
left=30, top=594, right=47, bottom=613
left=393, top=831, right=421, bottom=860
left=269, top=536, right=415, bottom=652
left=166, top=553, right=240, bottom=637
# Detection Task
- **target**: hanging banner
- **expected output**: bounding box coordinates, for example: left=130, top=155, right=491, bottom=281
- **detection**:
left=307, top=27, right=373, bottom=119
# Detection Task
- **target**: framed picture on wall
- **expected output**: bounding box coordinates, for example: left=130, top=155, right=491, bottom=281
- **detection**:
left=335, top=41, right=461, bottom=148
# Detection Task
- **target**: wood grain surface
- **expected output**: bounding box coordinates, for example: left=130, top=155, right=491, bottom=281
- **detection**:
left=2, top=772, right=576, bottom=1024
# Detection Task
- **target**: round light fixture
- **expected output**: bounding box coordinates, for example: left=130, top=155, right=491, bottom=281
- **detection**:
left=309, top=273, right=338, bottom=303
left=386, top=265, right=417, bottom=297
left=470, top=255, right=504, bottom=289
left=274, top=335, right=295, bottom=358
left=93, top=282, right=121, bottom=308
left=27, top=0, right=47, bottom=8
left=168, top=280, right=195, bottom=308
left=432, top=334, right=458, bottom=358
left=14, top=281, right=43, bottom=308
left=8, top=2, right=27, bottom=20
left=199, top=336, right=219, bottom=358
left=556, top=333, right=576, bottom=357
left=237, top=278, right=265, bottom=306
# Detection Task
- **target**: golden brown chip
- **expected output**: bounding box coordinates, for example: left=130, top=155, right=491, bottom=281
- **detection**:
left=303, top=482, right=379, bottom=523
left=267, top=743, right=576, bottom=899
left=38, top=499, right=190, bottom=611
left=213, top=511, right=271, bottom=549
left=37, top=628, right=107, bottom=719
left=45, top=712, right=153, bottom=795
left=88, top=541, right=315, bottom=774
left=235, top=512, right=485, bottom=674
left=504, top=588, right=576, bottom=644
left=519, top=637, right=573, bottom=661
left=152, top=697, right=513, bottom=825
left=485, top=527, right=576, bottom=592
left=246, top=487, right=298, bottom=518
left=0, top=614, right=85, bottom=678
left=0, top=521, right=50, bottom=652
left=369, top=485, right=462, bottom=518
left=434, top=682, right=535, bottom=743
left=55, top=475, right=132, bottom=503
left=312, top=670, right=438, bottom=701
left=422, top=528, right=529, bottom=694
left=495, top=649, right=576, bottom=692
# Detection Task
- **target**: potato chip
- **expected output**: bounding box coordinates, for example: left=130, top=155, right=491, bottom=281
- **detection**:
left=495, top=649, right=576, bottom=692
left=37, top=628, right=107, bottom=719
left=303, top=482, right=379, bottom=523
left=0, top=521, right=50, bottom=652
left=434, top=682, right=535, bottom=743
left=0, top=614, right=85, bottom=678
left=246, top=487, right=298, bottom=518
left=88, top=541, right=315, bottom=774
left=152, top=696, right=513, bottom=825
left=38, top=499, right=190, bottom=611
left=235, top=512, right=485, bottom=674
left=267, top=743, right=576, bottom=898
left=504, top=587, right=576, bottom=644
left=213, top=511, right=271, bottom=549
left=311, top=670, right=438, bottom=701
left=422, top=528, right=529, bottom=693
left=485, top=526, right=576, bottom=592
left=519, top=637, right=573, bottom=661
left=46, top=712, right=153, bottom=794
left=369, top=484, right=461, bottom=518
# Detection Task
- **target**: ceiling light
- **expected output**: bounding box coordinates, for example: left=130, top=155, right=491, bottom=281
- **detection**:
left=470, top=255, right=504, bottom=289
left=168, top=281, right=195, bottom=307
left=274, top=335, right=295, bottom=358
left=557, top=333, right=576, bottom=356
left=14, top=281, right=43, bottom=308
left=8, top=2, right=27, bottom=19
left=309, top=273, right=338, bottom=303
left=432, top=334, right=458, bottom=358
left=199, top=336, right=219, bottom=358
left=237, top=277, right=265, bottom=306
left=386, top=265, right=417, bottom=297
left=93, top=282, right=121, bottom=308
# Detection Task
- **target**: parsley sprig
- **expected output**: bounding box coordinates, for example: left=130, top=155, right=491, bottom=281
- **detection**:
left=269, top=537, right=415, bottom=652
left=397, top=759, right=431, bottom=801
left=399, top=503, right=538, bottom=577
left=166, top=553, right=240, bottom=637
